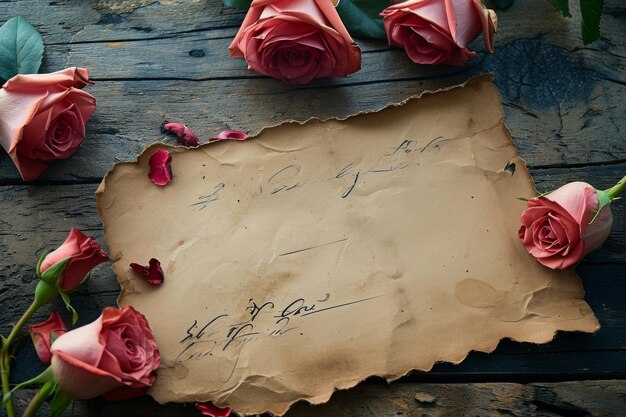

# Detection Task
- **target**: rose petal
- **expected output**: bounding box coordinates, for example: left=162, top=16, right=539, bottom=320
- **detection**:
left=195, top=402, right=232, bottom=417
left=162, top=122, right=200, bottom=147
left=29, top=311, right=67, bottom=365
left=209, top=130, right=248, bottom=143
left=130, top=258, right=164, bottom=286
left=148, top=149, right=173, bottom=186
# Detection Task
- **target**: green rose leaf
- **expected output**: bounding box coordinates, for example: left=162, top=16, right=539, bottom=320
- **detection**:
left=336, top=0, right=387, bottom=40
left=59, top=290, right=79, bottom=324
left=548, top=0, right=571, bottom=16
left=222, top=0, right=252, bottom=10
left=49, top=385, right=73, bottom=417
left=580, top=0, right=604, bottom=44
left=0, top=16, right=44, bottom=81
left=39, top=257, right=70, bottom=286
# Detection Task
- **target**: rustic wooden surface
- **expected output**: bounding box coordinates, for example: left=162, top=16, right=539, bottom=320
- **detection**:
left=0, top=0, right=625, bottom=416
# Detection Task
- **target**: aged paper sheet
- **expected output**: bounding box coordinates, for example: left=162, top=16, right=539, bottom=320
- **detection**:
left=97, top=76, right=599, bottom=415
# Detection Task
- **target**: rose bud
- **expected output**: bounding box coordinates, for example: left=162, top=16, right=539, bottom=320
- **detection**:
left=148, top=149, right=173, bottom=186
left=229, top=0, right=361, bottom=85
left=50, top=306, right=160, bottom=400
left=29, top=311, right=67, bottom=365
left=381, top=0, right=497, bottom=67
left=162, top=122, right=200, bottom=147
left=0, top=67, right=96, bottom=181
left=196, top=402, right=232, bottom=417
left=518, top=181, right=613, bottom=269
left=39, top=228, right=109, bottom=292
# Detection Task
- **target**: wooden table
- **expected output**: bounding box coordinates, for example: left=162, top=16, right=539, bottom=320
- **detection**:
left=1, top=0, right=624, bottom=416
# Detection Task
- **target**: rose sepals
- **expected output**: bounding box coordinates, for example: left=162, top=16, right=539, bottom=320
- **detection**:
left=3, top=366, right=53, bottom=404
left=34, top=280, right=60, bottom=307
left=49, top=384, right=73, bottom=417
left=58, top=290, right=78, bottom=325
left=589, top=189, right=611, bottom=224
left=39, top=257, right=70, bottom=286
left=35, top=251, right=48, bottom=278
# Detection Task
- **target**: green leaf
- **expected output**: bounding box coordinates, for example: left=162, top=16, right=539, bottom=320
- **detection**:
left=548, top=0, right=571, bottom=17
left=336, top=0, right=387, bottom=40
left=580, top=0, right=604, bottom=44
left=49, top=385, right=73, bottom=417
left=0, top=16, right=44, bottom=81
left=59, top=290, right=78, bottom=324
left=36, top=251, right=48, bottom=278
left=222, top=0, right=252, bottom=10
left=39, top=257, right=70, bottom=286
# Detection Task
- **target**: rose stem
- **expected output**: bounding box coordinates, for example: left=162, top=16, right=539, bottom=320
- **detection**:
left=1, top=301, right=41, bottom=417
left=20, top=380, right=55, bottom=417
left=1, top=349, right=15, bottom=417
left=606, top=174, right=626, bottom=200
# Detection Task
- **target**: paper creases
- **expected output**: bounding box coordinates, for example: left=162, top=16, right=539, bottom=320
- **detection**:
left=96, top=75, right=599, bottom=416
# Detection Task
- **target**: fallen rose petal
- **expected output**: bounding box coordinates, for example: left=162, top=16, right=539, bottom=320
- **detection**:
left=162, top=121, right=200, bottom=147
left=130, top=258, right=164, bottom=285
left=148, top=149, right=172, bottom=186
left=195, top=402, right=232, bottom=417
left=208, top=130, right=248, bottom=143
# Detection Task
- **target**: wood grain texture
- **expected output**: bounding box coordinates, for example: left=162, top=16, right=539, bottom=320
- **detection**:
left=0, top=0, right=625, bottom=415
left=0, top=0, right=624, bottom=182
left=10, top=380, right=626, bottom=417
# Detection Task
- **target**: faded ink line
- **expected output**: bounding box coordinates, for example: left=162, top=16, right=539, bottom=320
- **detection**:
left=279, top=238, right=349, bottom=257
left=301, top=295, right=384, bottom=317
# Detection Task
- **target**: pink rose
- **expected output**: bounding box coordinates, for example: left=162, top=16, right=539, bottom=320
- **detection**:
left=381, top=0, right=497, bottom=66
left=229, top=0, right=361, bottom=84
left=518, top=181, right=613, bottom=269
left=50, top=306, right=160, bottom=400
left=29, top=311, right=67, bottom=365
left=0, top=67, right=96, bottom=181
left=40, top=227, right=109, bottom=292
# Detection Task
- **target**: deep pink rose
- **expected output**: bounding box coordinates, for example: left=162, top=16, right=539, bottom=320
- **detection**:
left=50, top=306, right=160, bottom=400
left=0, top=67, right=96, bottom=181
left=229, top=0, right=361, bottom=84
left=40, top=227, right=109, bottom=292
left=381, top=0, right=497, bottom=66
left=29, top=311, right=67, bottom=365
left=518, top=181, right=613, bottom=269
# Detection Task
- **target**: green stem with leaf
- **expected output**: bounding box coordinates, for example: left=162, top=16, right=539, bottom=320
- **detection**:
left=606, top=175, right=626, bottom=200
left=21, top=380, right=55, bottom=417
left=1, top=301, right=41, bottom=417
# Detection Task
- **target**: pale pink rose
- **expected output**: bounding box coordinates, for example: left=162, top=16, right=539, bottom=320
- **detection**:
left=0, top=67, right=96, bottom=181
left=518, top=181, right=613, bottom=269
left=29, top=311, right=67, bottom=365
left=381, top=0, right=497, bottom=66
left=40, top=228, right=109, bottom=292
left=50, top=306, right=160, bottom=400
left=229, top=0, right=361, bottom=84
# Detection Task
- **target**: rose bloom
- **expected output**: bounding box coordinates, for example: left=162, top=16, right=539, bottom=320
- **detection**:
left=229, top=0, right=361, bottom=84
left=381, top=0, right=497, bottom=66
left=50, top=306, right=160, bottom=400
left=519, top=182, right=613, bottom=269
left=0, top=67, right=96, bottom=181
left=40, top=227, right=109, bottom=292
left=29, top=311, right=67, bottom=365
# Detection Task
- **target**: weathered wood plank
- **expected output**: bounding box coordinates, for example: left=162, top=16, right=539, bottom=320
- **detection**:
left=0, top=0, right=625, bottom=181
left=10, top=380, right=626, bottom=417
